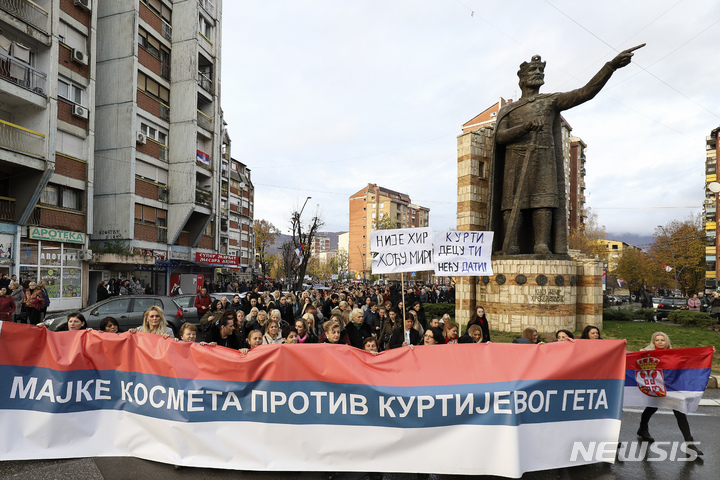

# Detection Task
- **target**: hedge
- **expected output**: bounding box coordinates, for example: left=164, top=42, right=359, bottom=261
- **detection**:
left=667, top=310, right=715, bottom=329
left=422, top=303, right=455, bottom=320
left=602, top=307, right=656, bottom=322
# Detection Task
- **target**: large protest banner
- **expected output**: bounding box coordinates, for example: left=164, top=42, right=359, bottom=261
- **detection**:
left=0, top=322, right=626, bottom=477
left=370, top=227, right=433, bottom=274
left=624, top=347, right=713, bottom=413
left=434, top=230, right=494, bottom=276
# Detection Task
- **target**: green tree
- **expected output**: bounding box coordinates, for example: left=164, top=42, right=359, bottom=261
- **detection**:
left=650, top=215, right=705, bottom=295
left=569, top=208, right=606, bottom=258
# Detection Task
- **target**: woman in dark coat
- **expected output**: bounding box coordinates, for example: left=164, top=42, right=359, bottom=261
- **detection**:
left=0, top=286, right=15, bottom=322
left=97, top=281, right=110, bottom=301
left=467, top=305, right=491, bottom=343
left=389, top=315, right=422, bottom=349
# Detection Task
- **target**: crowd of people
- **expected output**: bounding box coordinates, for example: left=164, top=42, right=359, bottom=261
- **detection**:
left=0, top=274, right=51, bottom=325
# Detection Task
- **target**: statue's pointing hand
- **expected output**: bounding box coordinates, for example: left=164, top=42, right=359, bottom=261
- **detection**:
left=609, top=43, right=645, bottom=69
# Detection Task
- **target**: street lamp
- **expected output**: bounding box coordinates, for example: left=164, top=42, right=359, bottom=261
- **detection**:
left=657, top=225, right=678, bottom=294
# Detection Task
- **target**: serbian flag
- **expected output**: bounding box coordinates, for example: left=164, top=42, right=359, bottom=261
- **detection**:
left=295, top=244, right=304, bottom=262
left=624, top=347, right=713, bottom=413
left=617, top=278, right=625, bottom=288
left=662, top=264, right=673, bottom=272
left=0, top=322, right=627, bottom=477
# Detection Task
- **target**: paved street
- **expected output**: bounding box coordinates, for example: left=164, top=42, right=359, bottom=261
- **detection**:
left=2, top=390, right=719, bottom=480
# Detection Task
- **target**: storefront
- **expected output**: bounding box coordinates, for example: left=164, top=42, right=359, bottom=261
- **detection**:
left=20, top=227, right=87, bottom=312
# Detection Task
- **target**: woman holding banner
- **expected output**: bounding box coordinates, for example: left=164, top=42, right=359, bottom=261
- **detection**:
left=636, top=332, right=703, bottom=455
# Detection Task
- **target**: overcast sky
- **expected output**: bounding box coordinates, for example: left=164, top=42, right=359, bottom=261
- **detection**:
left=220, top=0, right=720, bottom=242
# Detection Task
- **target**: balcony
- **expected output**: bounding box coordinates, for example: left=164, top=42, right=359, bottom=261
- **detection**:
left=162, top=18, right=172, bottom=41
left=195, top=187, right=212, bottom=208
left=0, top=118, right=44, bottom=158
left=137, top=89, right=170, bottom=121
left=0, top=0, right=50, bottom=34
left=158, top=226, right=168, bottom=243
left=0, top=196, right=15, bottom=222
left=0, top=50, right=47, bottom=96
left=197, top=109, right=213, bottom=131
left=197, top=71, right=212, bottom=93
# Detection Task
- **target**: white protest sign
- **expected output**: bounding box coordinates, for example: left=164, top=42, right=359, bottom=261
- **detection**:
left=370, top=227, right=433, bottom=274
left=434, top=231, right=494, bottom=276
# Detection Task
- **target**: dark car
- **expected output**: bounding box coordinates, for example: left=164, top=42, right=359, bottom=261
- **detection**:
left=173, top=294, right=202, bottom=323
left=655, top=297, right=688, bottom=321
left=43, top=295, right=185, bottom=333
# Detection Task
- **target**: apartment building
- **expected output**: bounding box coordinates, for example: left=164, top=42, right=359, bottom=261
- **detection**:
left=0, top=0, right=96, bottom=311
left=348, top=183, right=430, bottom=276
left=92, top=0, right=231, bottom=294
left=705, top=127, right=719, bottom=290
left=310, top=235, right=329, bottom=256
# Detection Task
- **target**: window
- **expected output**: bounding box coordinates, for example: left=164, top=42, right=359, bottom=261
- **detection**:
left=140, top=122, right=167, bottom=145
left=40, top=185, right=83, bottom=211
left=135, top=203, right=167, bottom=226
left=199, top=15, right=212, bottom=38
left=138, top=27, right=170, bottom=64
left=58, top=79, right=83, bottom=105
left=97, top=298, right=131, bottom=315
left=137, top=71, right=170, bottom=102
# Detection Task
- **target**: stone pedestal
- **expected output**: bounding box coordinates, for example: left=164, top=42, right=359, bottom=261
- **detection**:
left=471, top=257, right=602, bottom=334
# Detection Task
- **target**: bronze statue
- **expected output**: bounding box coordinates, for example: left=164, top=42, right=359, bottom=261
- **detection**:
left=488, top=45, right=644, bottom=256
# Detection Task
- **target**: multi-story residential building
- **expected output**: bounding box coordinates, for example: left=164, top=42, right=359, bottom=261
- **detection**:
left=596, top=239, right=639, bottom=273
left=0, top=0, right=96, bottom=311
left=310, top=235, right=329, bottom=256
left=459, top=100, right=586, bottom=235
left=705, top=127, right=719, bottom=290
left=92, top=0, right=229, bottom=296
left=348, top=183, right=430, bottom=276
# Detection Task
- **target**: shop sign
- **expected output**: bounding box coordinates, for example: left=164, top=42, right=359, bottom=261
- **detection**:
left=169, top=251, right=191, bottom=261
left=29, top=227, right=85, bottom=244
left=195, top=252, right=239, bottom=267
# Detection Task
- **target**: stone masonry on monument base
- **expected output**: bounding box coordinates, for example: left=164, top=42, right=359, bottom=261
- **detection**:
left=455, top=127, right=602, bottom=334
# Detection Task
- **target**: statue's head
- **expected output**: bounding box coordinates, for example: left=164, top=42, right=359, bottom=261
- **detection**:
left=518, top=55, right=546, bottom=89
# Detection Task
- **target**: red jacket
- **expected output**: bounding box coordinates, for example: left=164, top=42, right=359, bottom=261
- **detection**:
left=195, top=294, right=212, bottom=315
left=0, top=295, right=16, bottom=321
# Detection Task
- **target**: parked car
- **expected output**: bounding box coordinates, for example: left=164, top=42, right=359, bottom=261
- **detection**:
left=173, top=294, right=203, bottom=323
left=655, top=297, right=688, bottom=321
left=211, top=292, right=247, bottom=303
left=43, top=296, right=185, bottom=334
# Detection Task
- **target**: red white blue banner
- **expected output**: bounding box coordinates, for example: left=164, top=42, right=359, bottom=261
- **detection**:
left=624, top=347, right=713, bottom=413
left=0, top=322, right=626, bottom=477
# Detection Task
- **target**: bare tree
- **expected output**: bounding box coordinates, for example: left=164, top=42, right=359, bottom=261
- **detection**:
left=280, top=241, right=297, bottom=290
left=290, top=199, right=324, bottom=291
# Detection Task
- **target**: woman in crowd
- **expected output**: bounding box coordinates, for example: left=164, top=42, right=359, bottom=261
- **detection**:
left=138, top=306, right=174, bottom=337
left=37, top=281, right=50, bottom=320
left=555, top=329, right=575, bottom=341
left=99, top=316, right=120, bottom=333
left=379, top=308, right=401, bottom=351
left=240, top=330, right=264, bottom=355
left=283, top=326, right=299, bottom=344
left=322, top=320, right=343, bottom=344
left=441, top=313, right=452, bottom=325
left=144, top=283, right=154, bottom=295
left=96, top=281, right=110, bottom=302
left=636, top=332, right=703, bottom=455
left=23, top=281, right=44, bottom=325
left=0, top=286, right=16, bottom=322
left=179, top=322, right=198, bottom=342
left=423, top=327, right=445, bottom=345
left=10, top=282, right=24, bottom=323
left=389, top=314, right=422, bottom=349
left=200, top=299, right=224, bottom=329
left=522, top=327, right=542, bottom=344
left=409, top=301, right=427, bottom=330
left=346, top=308, right=372, bottom=349
left=363, top=336, right=379, bottom=355
left=443, top=321, right=460, bottom=345
left=67, top=312, right=87, bottom=330
left=467, top=305, right=491, bottom=343
left=263, top=319, right=284, bottom=344
left=581, top=325, right=602, bottom=339
left=295, top=317, right=317, bottom=344
left=459, top=325, right=483, bottom=343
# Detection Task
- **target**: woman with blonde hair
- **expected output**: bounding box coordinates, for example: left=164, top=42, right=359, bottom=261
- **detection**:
left=263, top=319, right=284, bottom=344
left=138, top=306, right=174, bottom=337
left=636, top=331, right=703, bottom=455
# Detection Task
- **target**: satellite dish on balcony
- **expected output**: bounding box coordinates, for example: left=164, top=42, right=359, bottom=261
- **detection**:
left=709, top=182, right=720, bottom=193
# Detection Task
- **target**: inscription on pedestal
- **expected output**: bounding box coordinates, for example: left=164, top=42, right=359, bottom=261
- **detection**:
left=530, top=288, right=564, bottom=303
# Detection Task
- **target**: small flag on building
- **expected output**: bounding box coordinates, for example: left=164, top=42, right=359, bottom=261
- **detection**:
left=662, top=264, right=673, bottom=272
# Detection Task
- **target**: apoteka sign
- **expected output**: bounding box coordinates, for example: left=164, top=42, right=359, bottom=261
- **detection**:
left=29, top=227, right=85, bottom=244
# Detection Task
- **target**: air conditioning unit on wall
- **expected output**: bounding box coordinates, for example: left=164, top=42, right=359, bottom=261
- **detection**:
left=72, top=104, right=88, bottom=119
left=74, top=0, right=91, bottom=12
left=78, top=250, right=94, bottom=261
left=136, top=132, right=147, bottom=145
left=71, top=49, right=88, bottom=65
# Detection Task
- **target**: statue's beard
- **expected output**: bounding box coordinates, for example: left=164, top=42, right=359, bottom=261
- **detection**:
left=520, top=77, right=545, bottom=89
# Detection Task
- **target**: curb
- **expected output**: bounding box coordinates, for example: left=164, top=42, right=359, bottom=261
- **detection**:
left=708, top=374, right=720, bottom=389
